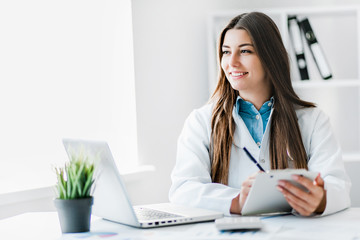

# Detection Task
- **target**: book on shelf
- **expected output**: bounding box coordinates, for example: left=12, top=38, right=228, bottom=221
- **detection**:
left=288, top=16, right=333, bottom=80
left=288, top=15, right=309, bottom=80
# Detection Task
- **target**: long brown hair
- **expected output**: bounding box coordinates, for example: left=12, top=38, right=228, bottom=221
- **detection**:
left=210, top=12, right=315, bottom=184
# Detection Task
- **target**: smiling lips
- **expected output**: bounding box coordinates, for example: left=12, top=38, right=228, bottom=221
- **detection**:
left=231, top=71, right=248, bottom=78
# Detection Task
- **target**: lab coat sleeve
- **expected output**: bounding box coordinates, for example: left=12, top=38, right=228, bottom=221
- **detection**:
left=306, top=109, right=351, bottom=216
left=169, top=108, right=240, bottom=216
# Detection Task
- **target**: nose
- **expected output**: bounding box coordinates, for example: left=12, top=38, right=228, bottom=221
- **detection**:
left=229, top=52, right=240, bottom=67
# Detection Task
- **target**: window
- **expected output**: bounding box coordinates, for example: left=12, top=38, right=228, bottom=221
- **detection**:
left=0, top=0, right=137, bottom=194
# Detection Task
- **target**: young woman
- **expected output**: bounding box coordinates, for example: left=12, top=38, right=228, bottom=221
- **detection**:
left=169, top=12, right=351, bottom=216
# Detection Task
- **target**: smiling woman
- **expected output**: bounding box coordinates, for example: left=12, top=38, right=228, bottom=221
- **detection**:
left=169, top=12, right=351, bottom=217
left=0, top=0, right=137, bottom=199
left=220, top=29, right=270, bottom=110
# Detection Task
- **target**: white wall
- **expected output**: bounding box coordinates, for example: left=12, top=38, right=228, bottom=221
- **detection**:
left=0, top=0, right=138, bottom=194
left=131, top=0, right=360, bottom=206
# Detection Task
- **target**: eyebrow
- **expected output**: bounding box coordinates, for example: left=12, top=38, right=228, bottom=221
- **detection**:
left=222, top=43, right=253, bottom=48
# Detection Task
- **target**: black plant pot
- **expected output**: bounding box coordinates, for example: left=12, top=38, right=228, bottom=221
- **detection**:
left=54, top=197, right=93, bottom=233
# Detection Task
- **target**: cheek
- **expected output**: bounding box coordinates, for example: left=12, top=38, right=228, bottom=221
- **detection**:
left=221, top=58, right=228, bottom=72
left=220, top=63, right=225, bottom=73
left=251, top=60, right=265, bottom=78
left=256, top=66, right=266, bottom=80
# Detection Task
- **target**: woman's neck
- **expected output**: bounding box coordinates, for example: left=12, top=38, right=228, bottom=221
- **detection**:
left=239, top=90, right=272, bottom=110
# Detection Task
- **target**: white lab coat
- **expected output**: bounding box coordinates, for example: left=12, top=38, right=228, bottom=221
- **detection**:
left=169, top=103, right=351, bottom=216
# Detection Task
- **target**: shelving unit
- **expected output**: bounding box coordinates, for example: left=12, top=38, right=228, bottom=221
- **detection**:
left=207, top=6, right=360, bottom=162
left=292, top=79, right=360, bottom=89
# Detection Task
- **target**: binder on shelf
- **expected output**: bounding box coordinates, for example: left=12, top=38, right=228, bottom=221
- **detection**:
left=288, top=15, right=309, bottom=80
left=298, top=17, right=332, bottom=80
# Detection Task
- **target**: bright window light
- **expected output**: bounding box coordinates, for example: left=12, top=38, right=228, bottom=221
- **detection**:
left=0, top=0, right=137, bottom=194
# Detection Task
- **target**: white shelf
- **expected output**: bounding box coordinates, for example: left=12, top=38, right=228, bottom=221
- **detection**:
left=292, top=79, right=360, bottom=89
left=208, top=5, right=360, bottom=17
left=343, top=152, right=360, bottom=162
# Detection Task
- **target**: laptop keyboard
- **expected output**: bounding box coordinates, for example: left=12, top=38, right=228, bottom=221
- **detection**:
left=134, top=207, right=183, bottom=221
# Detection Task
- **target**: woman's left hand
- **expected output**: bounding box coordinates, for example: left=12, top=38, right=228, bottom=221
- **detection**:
left=277, top=173, right=326, bottom=216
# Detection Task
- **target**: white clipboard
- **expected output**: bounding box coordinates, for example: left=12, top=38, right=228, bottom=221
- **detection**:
left=241, top=169, right=318, bottom=216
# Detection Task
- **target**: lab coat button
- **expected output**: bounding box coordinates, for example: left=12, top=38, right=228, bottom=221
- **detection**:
left=260, top=159, right=265, bottom=163
left=257, top=142, right=261, bottom=146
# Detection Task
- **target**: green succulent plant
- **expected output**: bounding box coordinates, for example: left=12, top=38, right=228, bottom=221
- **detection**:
left=55, top=150, right=96, bottom=199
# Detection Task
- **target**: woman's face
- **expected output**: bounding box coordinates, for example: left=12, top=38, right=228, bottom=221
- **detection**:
left=221, top=29, right=270, bottom=96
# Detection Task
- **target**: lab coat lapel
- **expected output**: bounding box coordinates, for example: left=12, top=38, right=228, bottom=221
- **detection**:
left=231, top=107, right=274, bottom=171
left=231, top=107, right=258, bottom=149
left=260, top=108, right=274, bottom=152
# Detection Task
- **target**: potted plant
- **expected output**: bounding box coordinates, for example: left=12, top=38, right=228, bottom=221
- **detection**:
left=54, top=149, right=96, bottom=233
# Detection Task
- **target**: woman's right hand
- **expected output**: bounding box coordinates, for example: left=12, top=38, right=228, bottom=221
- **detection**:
left=230, top=171, right=260, bottom=214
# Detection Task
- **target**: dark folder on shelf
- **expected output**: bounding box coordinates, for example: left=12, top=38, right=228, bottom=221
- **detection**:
left=298, top=17, right=332, bottom=80
left=288, top=15, right=309, bottom=80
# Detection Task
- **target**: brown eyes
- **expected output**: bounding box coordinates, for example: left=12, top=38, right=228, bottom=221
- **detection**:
left=221, top=49, right=253, bottom=55
left=240, top=50, right=252, bottom=54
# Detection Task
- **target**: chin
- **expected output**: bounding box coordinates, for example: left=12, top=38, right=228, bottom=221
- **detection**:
left=229, top=82, right=247, bottom=92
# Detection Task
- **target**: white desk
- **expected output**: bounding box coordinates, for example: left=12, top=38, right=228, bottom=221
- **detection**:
left=0, top=208, right=359, bottom=240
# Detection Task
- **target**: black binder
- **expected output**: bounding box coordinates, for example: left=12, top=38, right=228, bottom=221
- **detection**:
left=288, top=15, right=309, bottom=80
left=298, top=17, right=332, bottom=80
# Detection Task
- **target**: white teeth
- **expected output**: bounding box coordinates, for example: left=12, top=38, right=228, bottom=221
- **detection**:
left=232, top=72, right=247, bottom=76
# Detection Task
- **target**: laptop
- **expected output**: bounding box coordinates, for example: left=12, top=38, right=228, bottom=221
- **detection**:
left=62, top=139, right=223, bottom=228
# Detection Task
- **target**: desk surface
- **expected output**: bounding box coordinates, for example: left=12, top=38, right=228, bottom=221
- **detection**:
left=0, top=208, right=359, bottom=240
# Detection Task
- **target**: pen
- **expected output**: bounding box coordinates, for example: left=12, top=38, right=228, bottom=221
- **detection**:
left=243, top=147, right=265, bottom=172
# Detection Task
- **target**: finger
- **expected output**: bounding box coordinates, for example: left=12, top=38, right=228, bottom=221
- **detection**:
left=278, top=180, right=311, bottom=203
left=240, top=185, right=251, bottom=193
left=292, top=175, right=315, bottom=191
left=241, top=178, right=255, bottom=188
left=239, top=191, right=249, bottom=203
left=242, top=173, right=259, bottom=186
left=284, top=194, right=313, bottom=216
left=314, top=174, right=324, bottom=187
left=278, top=186, right=308, bottom=207
left=292, top=175, right=325, bottom=201
left=240, top=183, right=252, bottom=199
left=277, top=185, right=313, bottom=210
left=278, top=185, right=316, bottom=216
left=239, top=188, right=251, bottom=210
left=249, top=171, right=261, bottom=179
